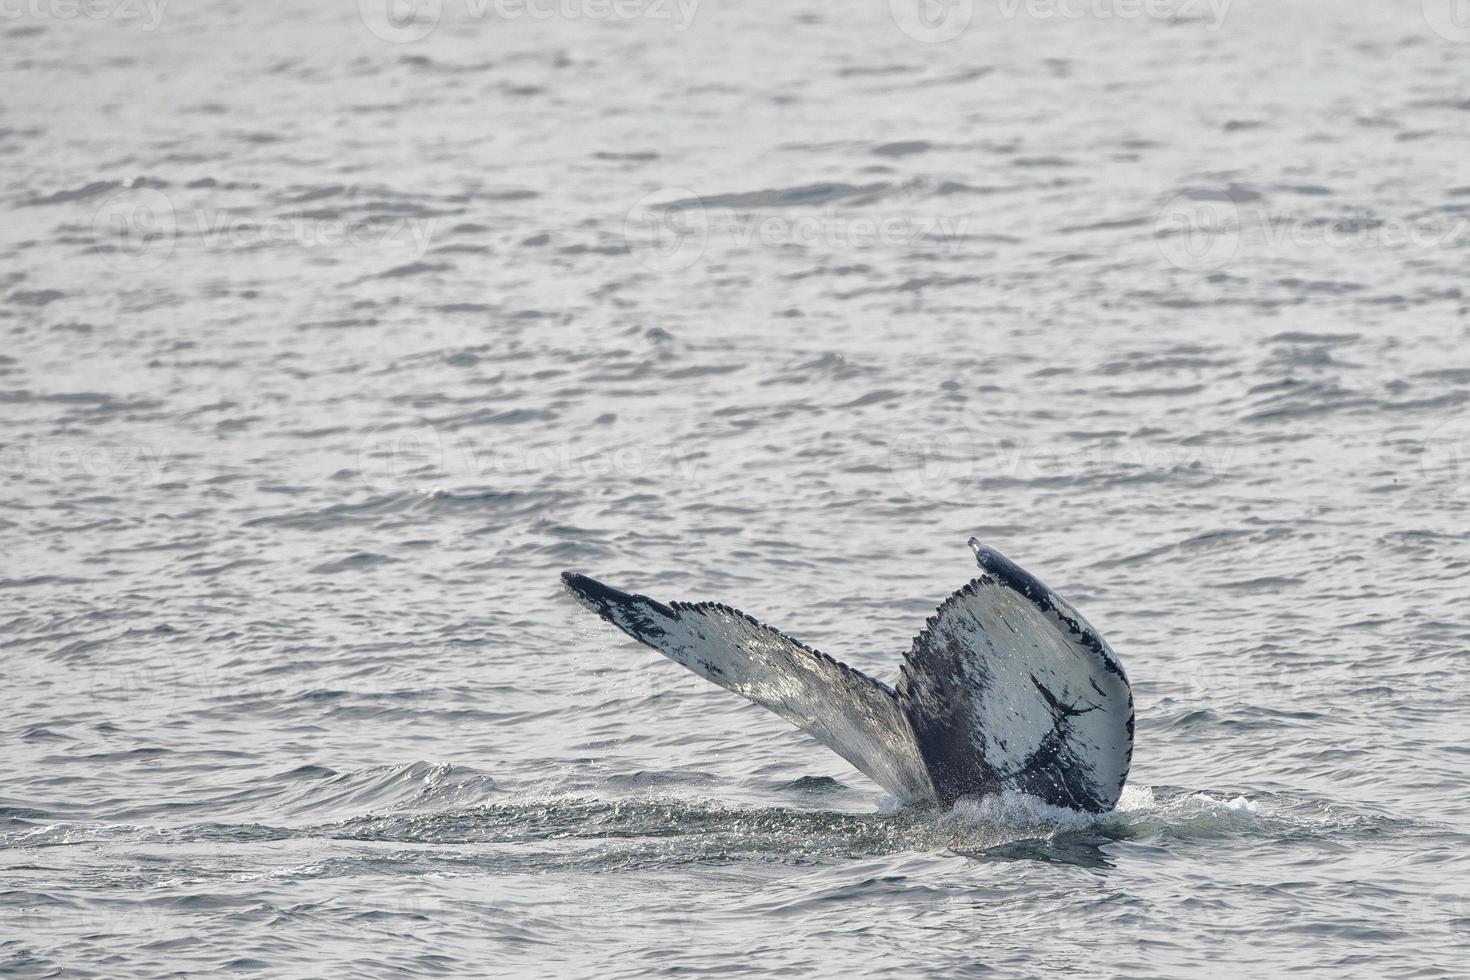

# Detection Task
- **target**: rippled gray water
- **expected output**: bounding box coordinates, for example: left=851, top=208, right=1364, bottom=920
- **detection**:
left=5, top=1, right=1470, bottom=976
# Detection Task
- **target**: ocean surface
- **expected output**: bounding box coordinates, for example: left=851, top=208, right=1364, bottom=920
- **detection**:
left=4, top=0, right=1470, bottom=976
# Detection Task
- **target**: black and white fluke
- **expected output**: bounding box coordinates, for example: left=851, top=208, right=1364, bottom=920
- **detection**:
left=562, top=539, right=1134, bottom=813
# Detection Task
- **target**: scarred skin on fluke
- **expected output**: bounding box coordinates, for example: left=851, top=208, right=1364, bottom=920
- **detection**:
left=561, top=539, right=1134, bottom=813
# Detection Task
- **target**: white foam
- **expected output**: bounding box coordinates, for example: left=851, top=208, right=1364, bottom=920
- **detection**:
left=901, top=785, right=1262, bottom=836
left=1115, top=784, right=1157, bottom=811
left=1219, top=795, right=1260, bottom=816
left=1114, top=785, right=1260, bottom=820
left=947, top=790, right=1103, bottom=832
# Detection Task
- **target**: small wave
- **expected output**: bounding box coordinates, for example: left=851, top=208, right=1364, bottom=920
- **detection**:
left=666, top=182, right=889, bottom=210
left=780, top=775, right=848, bottom=794
left=272, top=762, right=502, bottom=819
left=20, top=177, right=167, bottom=207
left=376, top=261, right=454, bottom=280
left=308, top=552, right=401, bottom=574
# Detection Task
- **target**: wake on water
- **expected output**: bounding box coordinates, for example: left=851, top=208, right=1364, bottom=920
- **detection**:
left=4, top=751, right=1350, bottom=885
left=304, top=771, right=1273, bottom=859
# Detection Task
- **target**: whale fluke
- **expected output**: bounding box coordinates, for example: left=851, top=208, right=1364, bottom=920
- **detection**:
left=561, top=540, right=1134, bottom=813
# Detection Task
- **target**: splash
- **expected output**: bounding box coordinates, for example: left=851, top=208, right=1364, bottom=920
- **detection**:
left=947, top=790, right=1105, bottom=834
left=937, top=783, right=1264, bottom=849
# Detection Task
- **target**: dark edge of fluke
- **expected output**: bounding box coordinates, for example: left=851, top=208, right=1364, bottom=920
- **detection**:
left=562, top=570, right=676, bottom=619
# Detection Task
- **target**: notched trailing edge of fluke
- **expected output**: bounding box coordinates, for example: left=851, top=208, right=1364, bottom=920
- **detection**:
left=561, top=571, right=894, bottom=696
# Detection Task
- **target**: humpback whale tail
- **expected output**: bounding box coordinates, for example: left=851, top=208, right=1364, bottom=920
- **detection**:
left=561, top=539, right=1134, bottom=813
